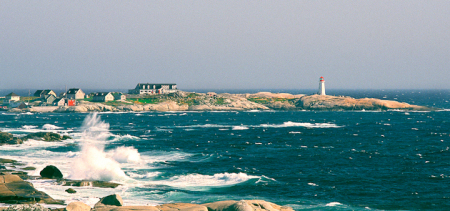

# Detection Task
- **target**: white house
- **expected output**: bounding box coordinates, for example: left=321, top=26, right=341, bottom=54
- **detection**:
left=128, top=83, right=177, bottom=95
left=66, top=88, right=85, bottom=99
left=5, top=92, right=20, bottom=102
left=93, top=92, right=114, bottom=102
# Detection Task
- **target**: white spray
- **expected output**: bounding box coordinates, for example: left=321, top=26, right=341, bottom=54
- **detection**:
left=69, top=113, right=142, bottom=181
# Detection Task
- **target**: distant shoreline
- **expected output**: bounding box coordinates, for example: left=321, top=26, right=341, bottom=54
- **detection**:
left=2, top=91, right=435, bottom=113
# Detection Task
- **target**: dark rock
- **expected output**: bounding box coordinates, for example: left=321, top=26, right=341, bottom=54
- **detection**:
left=21, top=166, right=36, bottom=170
left=65, top=188, right=76, bottom=194
left=57, top=179, right=120, bottom=188
left=0, top=132, right=23, bottom=145
left=62, top=135, right=72, bottom=140
left=97, top=194, right=123, bottom=206
left=40, top=165, right=63, bottom=179
left=0, top=158, right=17, bottom=164
left=23, top=132, right=65, bottom=142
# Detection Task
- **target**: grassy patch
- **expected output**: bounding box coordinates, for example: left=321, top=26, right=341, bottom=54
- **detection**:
left=127, top=98, right=160, bottom=104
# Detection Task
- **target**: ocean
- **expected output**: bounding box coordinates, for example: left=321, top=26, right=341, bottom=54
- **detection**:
left=1, top=90, right=450, bottom=210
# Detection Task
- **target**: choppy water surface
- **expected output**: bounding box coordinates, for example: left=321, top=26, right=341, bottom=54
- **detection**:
left=1, top=91, right=450, bottom=210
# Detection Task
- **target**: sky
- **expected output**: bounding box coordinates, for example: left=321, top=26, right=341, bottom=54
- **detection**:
left=0, top=1, right=449, bottom=90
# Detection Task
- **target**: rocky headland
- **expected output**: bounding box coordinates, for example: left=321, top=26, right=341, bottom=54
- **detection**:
left=5, top=91, right=433, bottom=113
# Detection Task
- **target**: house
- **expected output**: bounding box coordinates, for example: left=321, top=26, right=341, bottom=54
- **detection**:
left=34, top=90, right=56, bottom=98
left=44, top=95, right=57, bottom=104
left=112, top=93, right=126, bottom=101
left=128, top=83, right=177, bottom=95
left=93, top=92, right=114, bottom=102
left=53, top=98, right=66, bottom=106
left=5, top=92, right=20, bottom=102
left=66, top=88, right=85, bottom=99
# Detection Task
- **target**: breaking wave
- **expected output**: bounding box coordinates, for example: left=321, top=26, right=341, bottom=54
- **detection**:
left=156, top=173, right=259, bottom=188
left=69, top=113, right=141, bottom=181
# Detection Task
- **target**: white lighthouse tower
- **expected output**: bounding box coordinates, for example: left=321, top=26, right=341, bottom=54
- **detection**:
left=318, top=76, right=326, bottom=95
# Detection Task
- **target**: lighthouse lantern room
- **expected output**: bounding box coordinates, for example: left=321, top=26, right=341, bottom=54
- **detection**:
left=318, top=77, right=326, bottom=95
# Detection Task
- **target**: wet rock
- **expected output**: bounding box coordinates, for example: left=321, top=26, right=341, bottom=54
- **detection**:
left=0, top=132, right=23, bottom=145
left=21, top=166, right=36, bottom=170
left=65, top=188, right=76, bottom=194
left=40, top=165, right=63, bottom=179
left=0, top=158, right=17, bottom=164
left=58, top=179, right=120, bottom=188
left=23, top=132, right=70, bottom=142
left=65, top=201, right=90, bottom=211
left=96, top=194, right=123, bottom=207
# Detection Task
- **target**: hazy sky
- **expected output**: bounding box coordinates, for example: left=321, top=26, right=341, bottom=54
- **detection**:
left=1, top=1, right=449, bottom=90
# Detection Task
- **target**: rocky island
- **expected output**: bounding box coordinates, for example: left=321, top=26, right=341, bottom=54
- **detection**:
left=4, top=91, right=433, bottom=113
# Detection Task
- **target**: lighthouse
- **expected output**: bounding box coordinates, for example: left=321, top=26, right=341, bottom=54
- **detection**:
left=318, top=76, right=326, bottom=95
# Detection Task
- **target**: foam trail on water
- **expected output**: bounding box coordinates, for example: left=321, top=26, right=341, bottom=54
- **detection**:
left=69, top=113, right=140, bottom=181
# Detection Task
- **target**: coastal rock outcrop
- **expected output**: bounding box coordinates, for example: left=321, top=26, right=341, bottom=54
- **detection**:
left=143, top=101, right=188, bottom=111
left=58, top=180, right=120, bottom=188
left=91, top=199, right=293, bottom=211
left=96, top=194, right=123, bottom=207
left=65, top=201, right=90, bottom=211
left=0, top=132, right=23, bottom=145
left=40, top=165, right=63, bottom=179
left=297, top=95, right=430, bottom=111
left=23, top=132, right=71, bottom=142
left=0, top=175, right=61, bottom=204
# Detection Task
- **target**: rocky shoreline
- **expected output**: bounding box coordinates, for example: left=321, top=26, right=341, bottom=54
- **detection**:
left=0, top=131, right=294, bottom=211
left=1, top=156, right=294, bottom=211
left=5, top=92, right=434, bottom=113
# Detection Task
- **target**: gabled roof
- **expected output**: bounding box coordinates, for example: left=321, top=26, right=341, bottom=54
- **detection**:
left=93, top=92, right=112, bottom=97
left=6, top=92, right=19, bottom=97
left=34, top=90, right=44, bottom=97
left=45, top=95, right=56, bottom=100
left=135, top=83, right=176, bottom=90
left=42, top=90, right=54, bottom=95
left=67, top=88, right=82, bottom=94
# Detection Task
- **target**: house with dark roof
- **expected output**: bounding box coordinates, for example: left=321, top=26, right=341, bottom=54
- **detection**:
left=93, top=92, right=114, bottom=102
left=53, top=98, right=66, bottom=106
left=112, top=92, right=126, bottom=101
left=34, top=90, right=56, bottom=98
left=44, top=95, right=57, bottom=104
left=5, top=92, right=20, bottom=102
left=66, top=88, right=85, bottom=99
left=128, top=83, right=177, bottom=95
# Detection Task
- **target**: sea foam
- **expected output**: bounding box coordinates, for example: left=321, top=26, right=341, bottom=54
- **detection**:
left=69, top=113, right=140, bottom=181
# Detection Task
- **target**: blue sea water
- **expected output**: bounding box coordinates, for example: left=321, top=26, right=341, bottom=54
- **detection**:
left=1, top=90, right=450, bottom=210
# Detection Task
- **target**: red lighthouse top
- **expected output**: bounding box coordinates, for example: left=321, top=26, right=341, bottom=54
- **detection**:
left=320, top=76, right=325, bottom=82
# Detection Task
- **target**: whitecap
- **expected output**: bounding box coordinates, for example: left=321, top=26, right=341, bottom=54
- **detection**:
left=259, top=121, right=342, bottom=128
left=155, top=173, right=259, bottom=188
left=232, top=126, right=249, bottom=130
left=42, top=124, right=62, bottom=130
left=325, top=202, right=342, bottom=206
